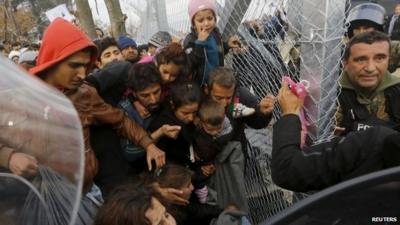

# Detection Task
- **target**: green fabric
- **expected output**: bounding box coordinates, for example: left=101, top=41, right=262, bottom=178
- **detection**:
left=340, top=71, right=400, bottom=98
left=340, top=71, right=400, bottom=118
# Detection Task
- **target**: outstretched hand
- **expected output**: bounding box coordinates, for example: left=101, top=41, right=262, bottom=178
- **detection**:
left=154, top=183, right=189, bottom=206
left=146, top=144, right=166, bottom=171
left=161, top=125, right=181, bottom=139
left=228, top=35, right=242, bottom=49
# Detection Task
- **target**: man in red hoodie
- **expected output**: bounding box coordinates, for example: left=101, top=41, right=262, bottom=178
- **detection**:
left=30, top=18, right=166, bottom=192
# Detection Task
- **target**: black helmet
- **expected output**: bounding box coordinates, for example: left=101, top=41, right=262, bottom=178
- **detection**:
left=346, top=3, right=386, bottom=38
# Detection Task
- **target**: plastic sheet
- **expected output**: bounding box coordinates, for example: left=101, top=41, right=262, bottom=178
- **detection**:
left=0, top=56, right=84, bottom=225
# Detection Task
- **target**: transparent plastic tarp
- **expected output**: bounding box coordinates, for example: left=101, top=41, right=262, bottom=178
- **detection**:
left=0, top=57, right=84, bottom=225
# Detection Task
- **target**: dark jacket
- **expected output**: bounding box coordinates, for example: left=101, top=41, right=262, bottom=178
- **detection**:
left=148, top=108, right=196, bottom=166
left=271, top=114, right=398, bottom=192
left=84, top=61, right=150, bottom=197
left=183, top=28, right=229, bottom=87
left=86, top=61, right=131, bottom=105
left=337, top=72, right=400, bottom=134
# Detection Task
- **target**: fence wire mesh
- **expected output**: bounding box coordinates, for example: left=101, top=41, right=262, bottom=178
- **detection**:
left=130, top=0, right=349, bottom=223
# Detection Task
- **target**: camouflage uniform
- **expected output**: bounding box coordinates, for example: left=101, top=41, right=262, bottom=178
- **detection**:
left=336, top=71, right=400, bottom=133
left=335, top=88, right=390, bottom=126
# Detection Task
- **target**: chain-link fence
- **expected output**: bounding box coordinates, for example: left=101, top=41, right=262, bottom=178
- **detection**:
left=130, top=0, right=349, bottom=223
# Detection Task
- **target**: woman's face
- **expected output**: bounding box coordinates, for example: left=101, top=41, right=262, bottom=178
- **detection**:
left=145, top=197, right=176, bottom=225
left=180, top=180, right=194, bottom=201
left=159, top=63, right=180, bottom=84
left=174, top=102, right=199, bottom=124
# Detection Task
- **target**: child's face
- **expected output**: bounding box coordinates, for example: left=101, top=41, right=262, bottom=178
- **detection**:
left=201, top=121, right=223, bottom=137
left=193, top=9, right=216, bottom=34
left=159, top=62, right=180, bottom=84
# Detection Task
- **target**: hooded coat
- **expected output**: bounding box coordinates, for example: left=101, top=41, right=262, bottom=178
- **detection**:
left=30, top=18, right=153, bottom=192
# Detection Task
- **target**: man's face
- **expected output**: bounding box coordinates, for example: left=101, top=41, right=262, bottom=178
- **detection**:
left=98, top=45, right=123, bottom=68
left=344, top=41, right=389, bottom=92
left=121, top=46, right=138, bottom=63
left=134, top=84, right=162, bottom=113
left=46, top=50, right=91, bottom=89
left=209, top=83, right=235, bottom=109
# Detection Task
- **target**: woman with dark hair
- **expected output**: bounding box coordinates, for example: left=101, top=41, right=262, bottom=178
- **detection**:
left=94, top=185, right=176, bottom=225
left=149, top=164, right=222, bottom=225
left=148, top=82, right=202, bottom=166
left=155, top=42, right=190, bottom=85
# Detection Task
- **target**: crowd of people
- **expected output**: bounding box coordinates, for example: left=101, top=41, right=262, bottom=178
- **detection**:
left=1, top=0, right=400, bottom=224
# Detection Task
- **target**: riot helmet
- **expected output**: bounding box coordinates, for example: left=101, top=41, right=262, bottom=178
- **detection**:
left=346, top=3, right=386, bottom=38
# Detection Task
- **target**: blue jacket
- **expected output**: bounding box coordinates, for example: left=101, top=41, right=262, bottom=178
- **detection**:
left=183, top=28, right=229, bottom=87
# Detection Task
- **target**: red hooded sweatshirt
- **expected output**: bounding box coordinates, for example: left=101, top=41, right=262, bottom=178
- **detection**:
left=29, top=19, right=99, bottom=192
left=30, top=18, right=97, bottom=76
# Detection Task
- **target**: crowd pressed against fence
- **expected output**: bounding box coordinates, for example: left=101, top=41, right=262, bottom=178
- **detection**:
left=1, top=0, right=400, bottom=224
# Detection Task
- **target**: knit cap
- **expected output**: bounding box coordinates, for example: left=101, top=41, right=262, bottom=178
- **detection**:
left=188, top=0, right=217, bottom=23
left=118, top=36, right=137, bottom=50
left=148, top=31, right=172, bottom=48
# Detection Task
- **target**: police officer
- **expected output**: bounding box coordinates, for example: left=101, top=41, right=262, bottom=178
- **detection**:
left=346, top=3, right=400, bottom=74
left=336, top=31, right=400, bottom=134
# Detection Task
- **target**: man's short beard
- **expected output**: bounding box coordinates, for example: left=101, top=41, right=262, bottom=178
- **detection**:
left=147, top=104, right=160, bottom=113
left=128, top=57, right=139, bottom=64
